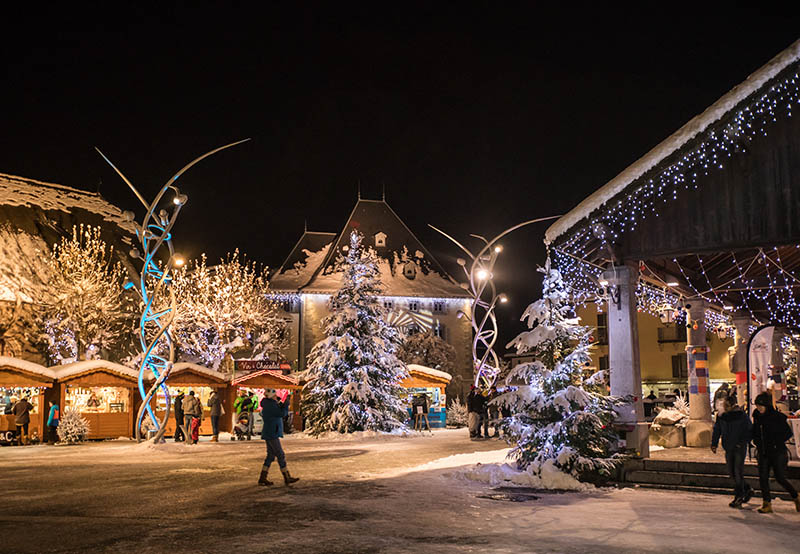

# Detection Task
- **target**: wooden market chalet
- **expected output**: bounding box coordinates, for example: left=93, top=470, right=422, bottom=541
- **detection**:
left=545, top=38, right=800, bottom=457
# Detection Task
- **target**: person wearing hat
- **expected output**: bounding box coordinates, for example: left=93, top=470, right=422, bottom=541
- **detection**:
left=752, top=391, right=799, bottom=513
left=257, top=389, right=300, bottom=487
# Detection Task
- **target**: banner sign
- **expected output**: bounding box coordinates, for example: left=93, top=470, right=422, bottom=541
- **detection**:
left=234, top=360, right=291, bottom=373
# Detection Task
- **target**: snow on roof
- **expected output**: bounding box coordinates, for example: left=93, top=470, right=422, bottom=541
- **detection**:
left=407, top=364, right=452, bottom=382
left=142, top=362, right=228, bottom=382
left=0, top=356, right=55, bottom=379
left=0, top=226, right=52, bottom=302
left=545, top=38, right=800, bottom=244
left=270, top=242, right=332, bottom=291
left=52, top=360, right=139, bottom=381
left=0, top=173, right=136, bottom=235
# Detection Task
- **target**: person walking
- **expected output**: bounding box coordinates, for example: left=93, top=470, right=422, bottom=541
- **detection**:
left=182, top=390, right=202, bottom=444
left=12, top=396, right=34, bottom=445
left=46, top=401, right=60, bottom=445
left=257, top=389, right=299, bottom=487
left=752, top=392, right=800, bottom=513
left=245, top=391, right=257, bottom=440
left=480, top=388, right=491, bottom=439
left=711, top=396, right=753, bottom=507
left=207, top=390, right=222, bottom=442
left=173, top=391, right=186, bottom=442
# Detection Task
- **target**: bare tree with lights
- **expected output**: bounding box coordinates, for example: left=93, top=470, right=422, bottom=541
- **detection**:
left=302, top=231, right=409, bottom=435
left=171, top=250, right=288, bottom=370
left=39, top=224, right=134, bottom=364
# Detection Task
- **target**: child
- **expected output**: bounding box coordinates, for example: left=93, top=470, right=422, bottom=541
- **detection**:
left=711, top=396, right=752, bottom=508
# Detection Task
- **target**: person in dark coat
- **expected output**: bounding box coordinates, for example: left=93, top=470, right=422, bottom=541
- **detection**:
left=173, top=391, right=185, bottom=442
left=12, top=396, right=34, bottom=445
left=752, top=392, right=800, bottom=513
left=711, top=396, right=753, bottom=507
left=257, top=389, right=299, bottom=487
left=467, top=386, right=482, bottom=439
left=207, top=390, right=222, bottom=442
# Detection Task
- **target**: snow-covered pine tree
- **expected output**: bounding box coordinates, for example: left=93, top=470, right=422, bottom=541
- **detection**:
left=446, top=396, right=468, bottom=427
left=171, top=250, right=288, bottom=370
left=302, top=231, right=409, bottom=435
left=497, top=257, right=626, bottom=482
left=39, top=225, right=134, bottom=363
left=398, top=331, right=456, bottom=376
left=57, top=408, right=90, bottom=444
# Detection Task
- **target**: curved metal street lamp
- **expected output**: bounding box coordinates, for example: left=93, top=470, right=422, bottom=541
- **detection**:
left=97, top=139, right=249, bottom=441
left=430, top=215, right=560, bottom=389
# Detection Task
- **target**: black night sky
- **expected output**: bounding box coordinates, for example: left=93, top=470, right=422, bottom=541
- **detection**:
left=2, top=5, right=799, bottom=348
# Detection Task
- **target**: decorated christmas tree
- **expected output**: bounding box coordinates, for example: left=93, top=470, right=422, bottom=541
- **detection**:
left=302, top=231, right=409, bottom=435
left=57, top=408, right=90, bottom=444
left=497, top=258, right=625, bottom=482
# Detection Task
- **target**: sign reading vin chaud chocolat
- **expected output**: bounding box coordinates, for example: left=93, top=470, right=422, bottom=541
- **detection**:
left=234, top=360, right=292, bottom=373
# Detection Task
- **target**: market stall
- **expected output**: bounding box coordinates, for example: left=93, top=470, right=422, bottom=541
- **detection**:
left=147, top=362, right=230, bottom=436
left=0, top=357, right=55, bottom=444
left=230, top=369, right=301, bottom=433
left=53, top=360, right=138, bottom=440
left=401, top=364, right=451, bottom=428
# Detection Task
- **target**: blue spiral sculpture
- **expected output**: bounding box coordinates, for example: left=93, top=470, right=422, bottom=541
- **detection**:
left=96, top=140, right=249, bottom=441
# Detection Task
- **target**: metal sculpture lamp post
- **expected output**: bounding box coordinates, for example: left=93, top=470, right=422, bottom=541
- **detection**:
left=431, top=216, right=559, bottom=389
left=97, top=139, right=249, bottom=442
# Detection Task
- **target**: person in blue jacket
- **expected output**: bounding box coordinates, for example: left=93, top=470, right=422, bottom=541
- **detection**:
left=47, top=401, right=60, bottom=445
left=258, top=389, right=300, bottom=487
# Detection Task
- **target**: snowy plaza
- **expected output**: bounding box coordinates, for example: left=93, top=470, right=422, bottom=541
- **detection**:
left=1, top=429, right=798, bottom=554
left=4, top=8, right=800, bottom=554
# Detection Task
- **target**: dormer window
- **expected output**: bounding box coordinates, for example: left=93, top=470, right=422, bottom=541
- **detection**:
left=403, top=262, right=417, bottom=280
left=375, top=232, right=387, bottom=248
left=408, top=300, right=419, bottom=312
left=383, top=300, right=394, bottom=311
left=433, top=301, right=446, bottom=314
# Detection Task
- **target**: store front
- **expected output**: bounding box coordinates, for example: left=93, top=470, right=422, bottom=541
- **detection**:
left=53, top=361, right=138, bottom=440
left=147, top=362, right=230, bottom=436
left=0, top=358, right=55, bottom=444
left=230, top=370, right=301, bottom=433
left=401, top=364, right=451, bottom=428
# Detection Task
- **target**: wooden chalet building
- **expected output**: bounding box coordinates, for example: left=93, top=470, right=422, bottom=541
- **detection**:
left=545, top=38, right=800, bottom=456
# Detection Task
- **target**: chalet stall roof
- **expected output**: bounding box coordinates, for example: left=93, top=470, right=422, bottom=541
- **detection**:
left=52, top=360, right=139, bottom=383
left=0, top=356, right=55, bottom=385
left=544, top=38, right=800, bottom=327
left=144, top=362, right=228, bottom=385
left=232, top=369, right=301, bottom=389
left=270, top=198, right=469, bottom=298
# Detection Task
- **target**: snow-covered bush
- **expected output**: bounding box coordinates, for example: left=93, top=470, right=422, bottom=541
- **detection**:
left=57, top=408, right=90, bottom=444
left=171, top=250, right=288, bottom=370
left=302, top=231, right=409, bottom=435
left=496, top=258, right=627, bottom=482
left=446, top=396, right=468, bottom=427
left=398, top=331, right=456, bottom=376
left=39, top=225, right=135, bottom=363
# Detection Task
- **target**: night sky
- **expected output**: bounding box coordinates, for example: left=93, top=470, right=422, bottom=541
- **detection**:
left=2, top=5, right=799, bottom=348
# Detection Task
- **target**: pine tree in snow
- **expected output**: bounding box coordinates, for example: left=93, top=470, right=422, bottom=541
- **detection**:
left=57, top=408, right=90, bottom=444
left=446, top=396, right=468, bottom=427
left=497, top=258, right=626, bottom=482
left=39, top=225, right=134, bottom=364
left=302, top=231, right=409, bottom=435
left=171, top=250, right=288, bottom=370
left=398, top=331, right=456, bottom=376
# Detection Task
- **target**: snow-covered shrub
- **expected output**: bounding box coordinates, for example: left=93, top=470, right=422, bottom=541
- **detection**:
left=398, top=331, right=456, bottom=376
left=446, top=396, right=468, bottom=427
left=57, top=408, right=90, bottom=444
left=496, top=258, right=627, bottom=482
left=302, top=231, right=409, bottom=435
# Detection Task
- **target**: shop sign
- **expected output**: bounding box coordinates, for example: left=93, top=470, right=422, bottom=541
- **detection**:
left=235, top=360, right=292, bottom=373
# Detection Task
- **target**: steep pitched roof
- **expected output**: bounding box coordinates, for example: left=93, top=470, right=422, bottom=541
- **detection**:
left=270, top=198, right=468, bottom=298
left=545, top=38, right=800, bottom=244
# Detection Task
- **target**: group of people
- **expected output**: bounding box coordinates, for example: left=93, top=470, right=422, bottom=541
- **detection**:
left=467, top=385, right=507, bottom=440
left=5, top=396, right=60, bottom=446
left=172, top=389, right=222, bottom=444
left=711, top=391, right=799, bottom=513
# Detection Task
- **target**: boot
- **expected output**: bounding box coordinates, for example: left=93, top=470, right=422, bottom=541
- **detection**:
left=258, top=466, right=274, bottom=486
left=728, top=497, right=743, bottom=508
left=281, top=467, right=300, bottom=486
left=757, top=501, right=773, bottom=513
left=794, top=496, right=800, bottom=512
left=742, top=486, right=754, bottom=504
left=211, top=435, right=218, bottom=443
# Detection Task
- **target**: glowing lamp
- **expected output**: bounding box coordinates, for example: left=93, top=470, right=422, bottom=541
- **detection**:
left=666, top=280, right=679, bottom=287
left=173, top=255, right=185, bottom=267
left=173, top=193, right=188, bottom=206
left=598, top=279, right=609, bottom=287
left=494, top=245, right=503, bottom=253
left=499, top=294, right=508, bottom=303
left=476, top=269, right=489, bottom=280
left=456, top=258, right=467, bottom=266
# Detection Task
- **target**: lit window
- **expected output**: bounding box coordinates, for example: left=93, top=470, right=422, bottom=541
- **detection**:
left=375, top=232, right=387, bottom=247
left=408, top=301, right=419, bottom=312
left=383, top=300, right=394, bottom=310
left=433, top=301, right=446, bottom=314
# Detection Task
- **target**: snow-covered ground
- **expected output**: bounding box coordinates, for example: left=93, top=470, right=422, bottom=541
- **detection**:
left=1, top=428, right=798, bottom=553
